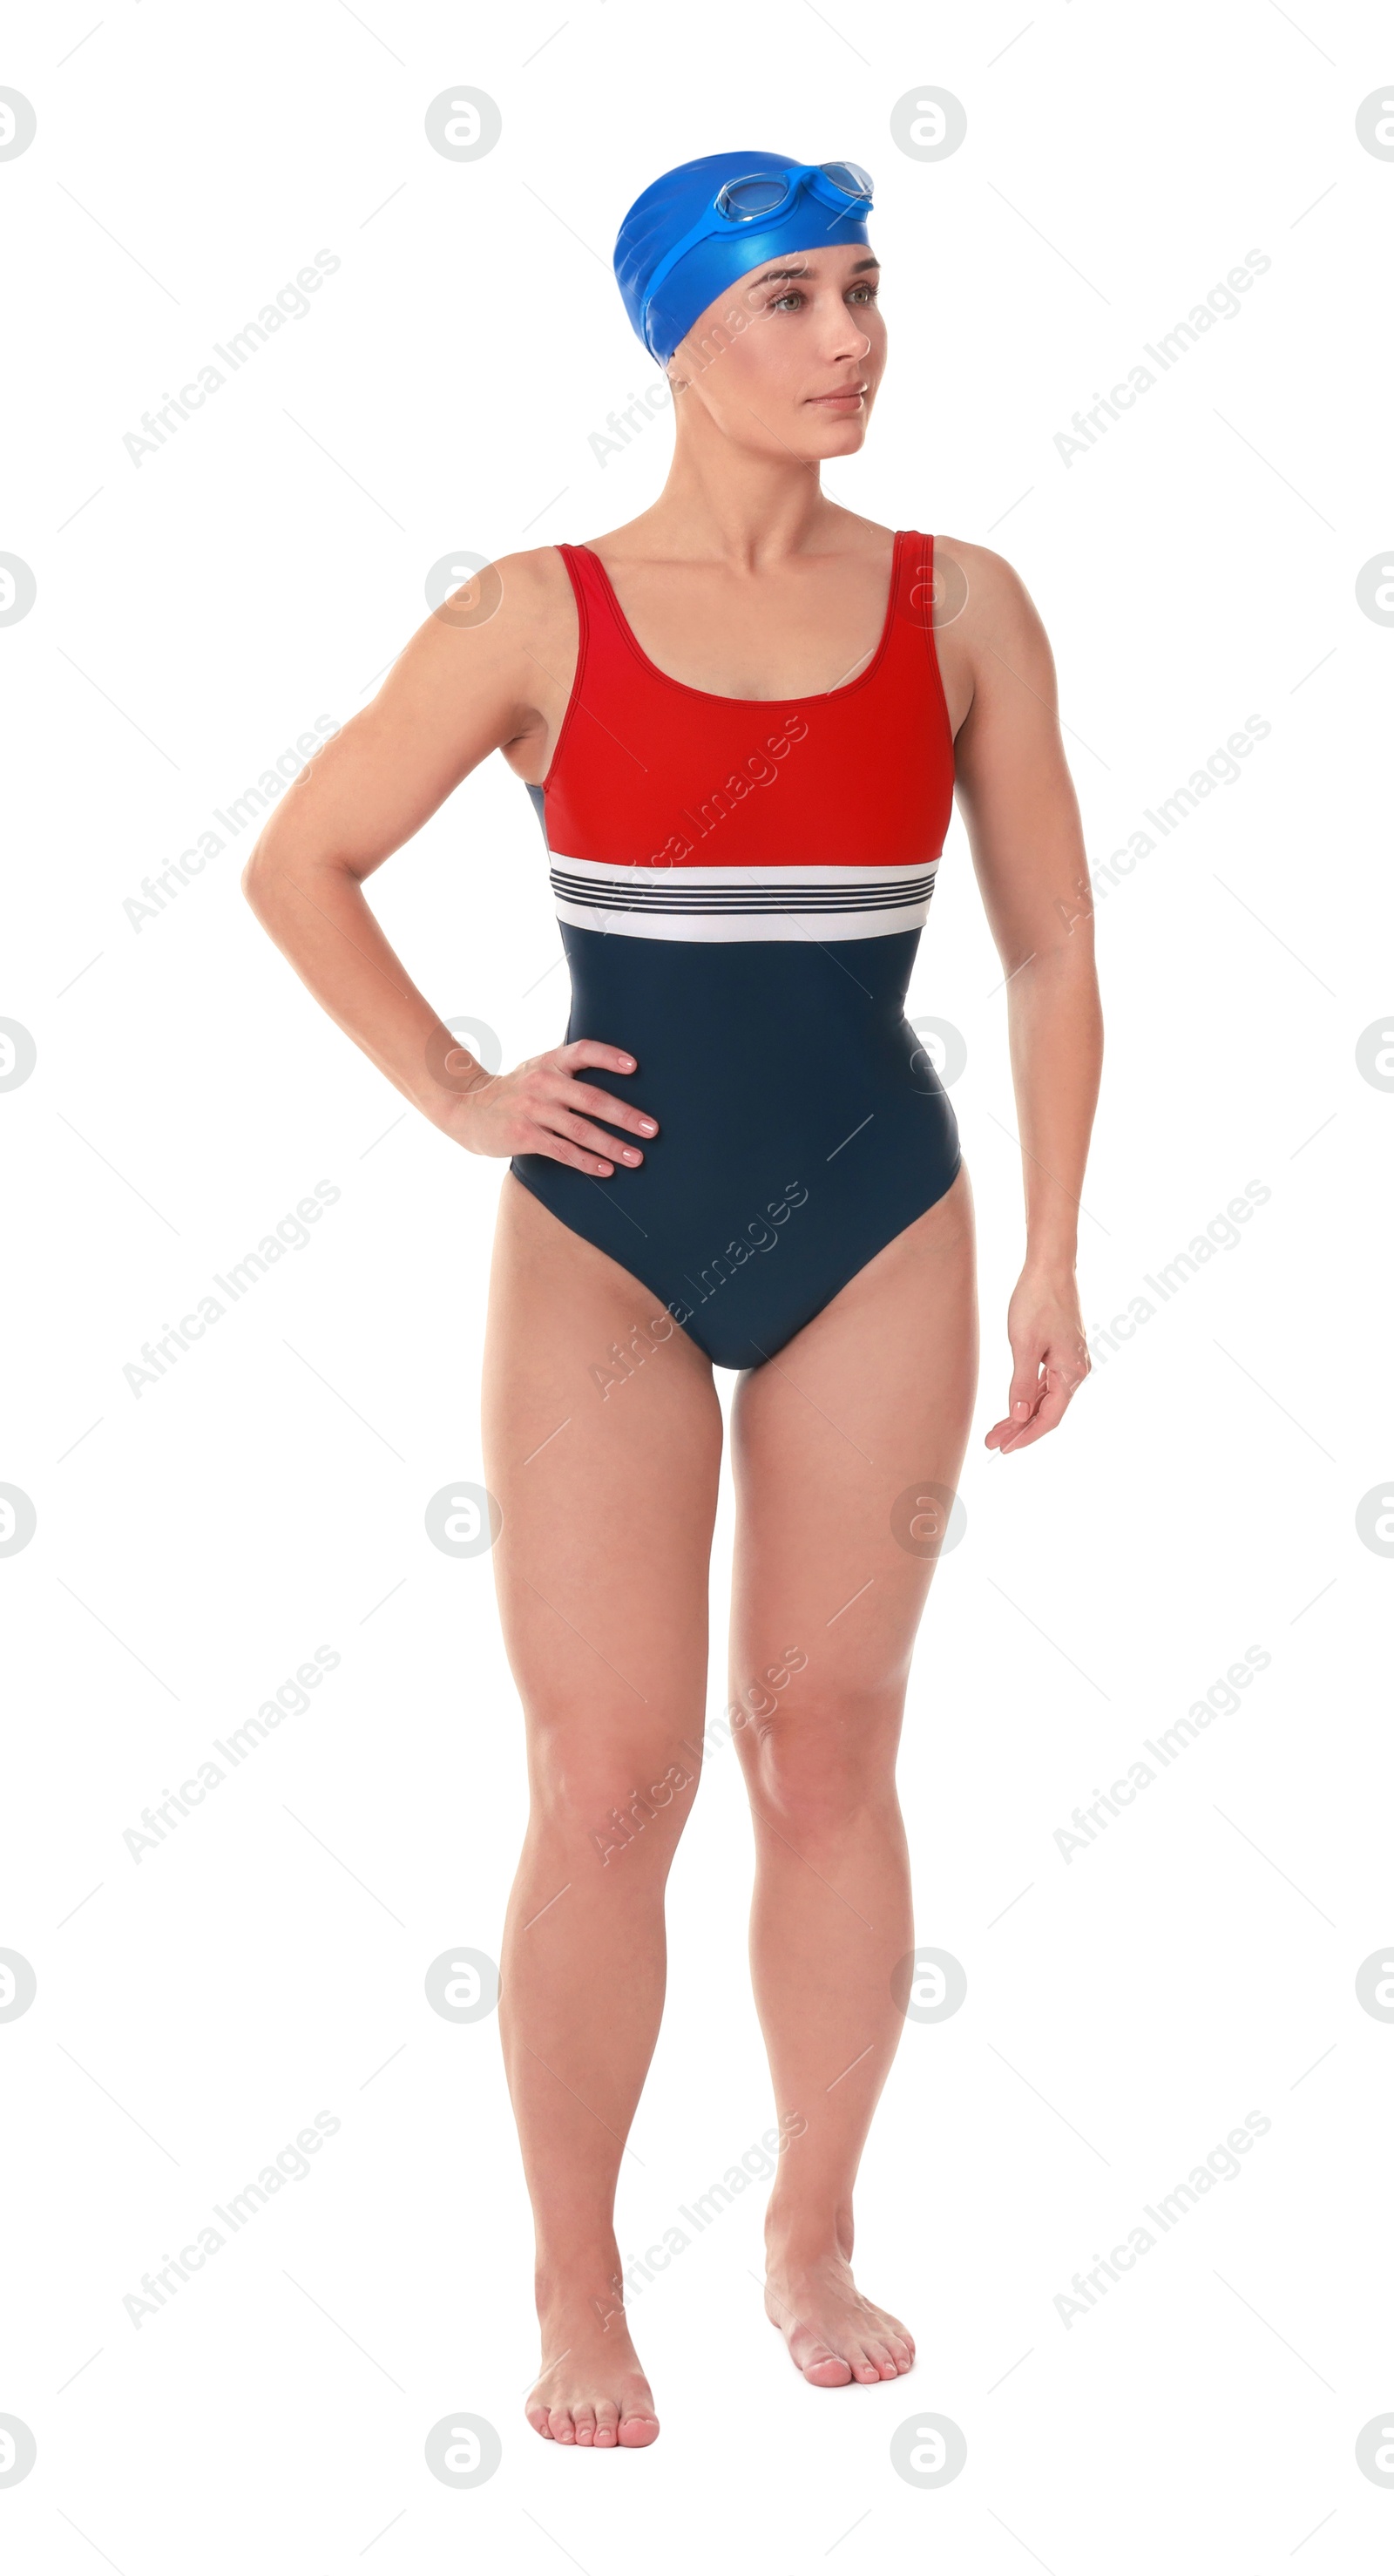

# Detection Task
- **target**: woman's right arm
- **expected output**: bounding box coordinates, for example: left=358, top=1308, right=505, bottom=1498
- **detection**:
left=240, top=551, right=657, bottom=1179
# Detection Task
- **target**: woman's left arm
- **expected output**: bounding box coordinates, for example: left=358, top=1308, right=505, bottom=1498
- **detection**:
left=945, top=541, right=1103, bottom=1454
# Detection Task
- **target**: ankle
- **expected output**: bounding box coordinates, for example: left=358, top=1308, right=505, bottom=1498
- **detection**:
left=534, top=2246, right=623, bottom=2321
left=765, top=2204, right=855, bottom=2270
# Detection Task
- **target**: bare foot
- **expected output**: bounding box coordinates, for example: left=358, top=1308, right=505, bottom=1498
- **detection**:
left=764, top=2247, right=916, bottom=2388
left=525, top=2289, right=660, bottom=2447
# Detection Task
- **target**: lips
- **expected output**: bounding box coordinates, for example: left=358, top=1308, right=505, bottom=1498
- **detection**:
left=807, top=387, right=866, bottom=406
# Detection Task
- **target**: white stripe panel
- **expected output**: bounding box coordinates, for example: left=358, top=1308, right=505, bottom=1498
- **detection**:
left=551, top=896, right=934, bottom=943
left=547, top=852, right=938, bottom=944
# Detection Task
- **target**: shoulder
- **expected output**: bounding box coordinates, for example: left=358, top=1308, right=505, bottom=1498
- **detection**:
left=930, top=532, right=1056, bottom=681
left=930, top=534, right=1041, bottom=627
left=359, top=542, right=580, bottom=760
left=411, top=543, right=577, bottom=698
left=490, top=542, right=577, bottom=601
left=470, top=542, right=578, bottom=638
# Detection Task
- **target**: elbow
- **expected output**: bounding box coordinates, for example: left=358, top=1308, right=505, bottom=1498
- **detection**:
left=240, top=837, right=273, bottom=915
left=241, top=826, right=355, bottom=930
left=240, top=824, right=296, bottom=919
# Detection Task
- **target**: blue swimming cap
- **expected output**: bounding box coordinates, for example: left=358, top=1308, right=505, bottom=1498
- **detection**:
left=614, top=151, right=875, bottom=367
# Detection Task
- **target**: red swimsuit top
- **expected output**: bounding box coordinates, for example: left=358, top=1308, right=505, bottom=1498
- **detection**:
left=534, top=532, right=955, bottom=945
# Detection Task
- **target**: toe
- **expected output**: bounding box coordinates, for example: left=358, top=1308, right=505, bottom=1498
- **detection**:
left=887, top=2334, right=915, bottom=2373
left=526, top=2403, right=553, bottom=2440
left=618, top=2407, right=660, bottom=2447
left=849, top=2344, right=883, bottom=2383
left=572, top=2404, right=597, bottom=2446
left=549, top=2407, right=577, bottom=2444
left=593, top=2401, right=620, bottom=2448
left=801, top=2346, right=854, bottom=2387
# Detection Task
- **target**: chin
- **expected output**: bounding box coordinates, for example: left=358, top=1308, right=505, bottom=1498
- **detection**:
left=804, top=417, right=870, bottom=458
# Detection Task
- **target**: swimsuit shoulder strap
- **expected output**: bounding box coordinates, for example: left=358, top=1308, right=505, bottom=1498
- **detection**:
left=555, top=540, right=624, bottom=642
left=890, top=528, right=937, bottom=634
left=553, top=540, right=651, bottom=721
left=886, top=528, right=953, bottom=709
left=871, top=531, right=953, bottom=776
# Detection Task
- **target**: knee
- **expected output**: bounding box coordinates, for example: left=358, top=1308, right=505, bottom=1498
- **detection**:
left=745, top=1686, right=902, bottom=1842
left=583, top=1761, right=700, bottom=1864
left=529, top=1725, right=701, bottom=1863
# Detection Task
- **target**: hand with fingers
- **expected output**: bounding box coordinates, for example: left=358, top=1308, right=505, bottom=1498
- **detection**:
left=985, top=1268, right=1090, bottom=1454
left=436, top=1036, right=658, bottom=1178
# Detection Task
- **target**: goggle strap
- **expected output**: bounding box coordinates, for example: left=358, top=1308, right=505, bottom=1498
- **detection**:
left=638, top=200, right=739, bottom=353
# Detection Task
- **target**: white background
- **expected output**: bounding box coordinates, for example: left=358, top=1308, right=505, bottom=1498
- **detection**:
left=3, top=0, right=1392, bottom=2567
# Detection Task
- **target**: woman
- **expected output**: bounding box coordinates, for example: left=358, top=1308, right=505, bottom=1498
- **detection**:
left=243, top=150, right=1101, bottom=2451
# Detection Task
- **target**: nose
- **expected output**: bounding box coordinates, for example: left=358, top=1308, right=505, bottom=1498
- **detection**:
left=821, top=299, right=872, bottom=365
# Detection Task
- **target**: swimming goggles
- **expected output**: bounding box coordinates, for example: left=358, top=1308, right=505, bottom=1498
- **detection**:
left=714, top=161, right=874, bottom=221
left=639, top=160, right=875, bottom=349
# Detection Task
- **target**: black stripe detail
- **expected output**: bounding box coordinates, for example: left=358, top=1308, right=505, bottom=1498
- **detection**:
left=551, top=875, right=937, bottom=914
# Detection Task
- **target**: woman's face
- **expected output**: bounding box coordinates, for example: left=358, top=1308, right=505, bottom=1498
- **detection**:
left=666, top=241, right=885, bottom=460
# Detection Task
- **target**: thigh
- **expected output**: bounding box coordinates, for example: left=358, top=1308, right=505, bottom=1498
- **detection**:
left=482, top=1176, right=723, bottom=1767
left=727, top=1164, right=979, bottom=1739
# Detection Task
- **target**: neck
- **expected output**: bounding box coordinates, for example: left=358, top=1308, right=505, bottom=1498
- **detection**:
left=633, top=400, right=849, bottom=569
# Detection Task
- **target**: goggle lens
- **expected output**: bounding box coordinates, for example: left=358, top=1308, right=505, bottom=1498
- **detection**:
left=716, top=175, right=793, bottom=219
left=818, top=159, right=873, bottom=199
